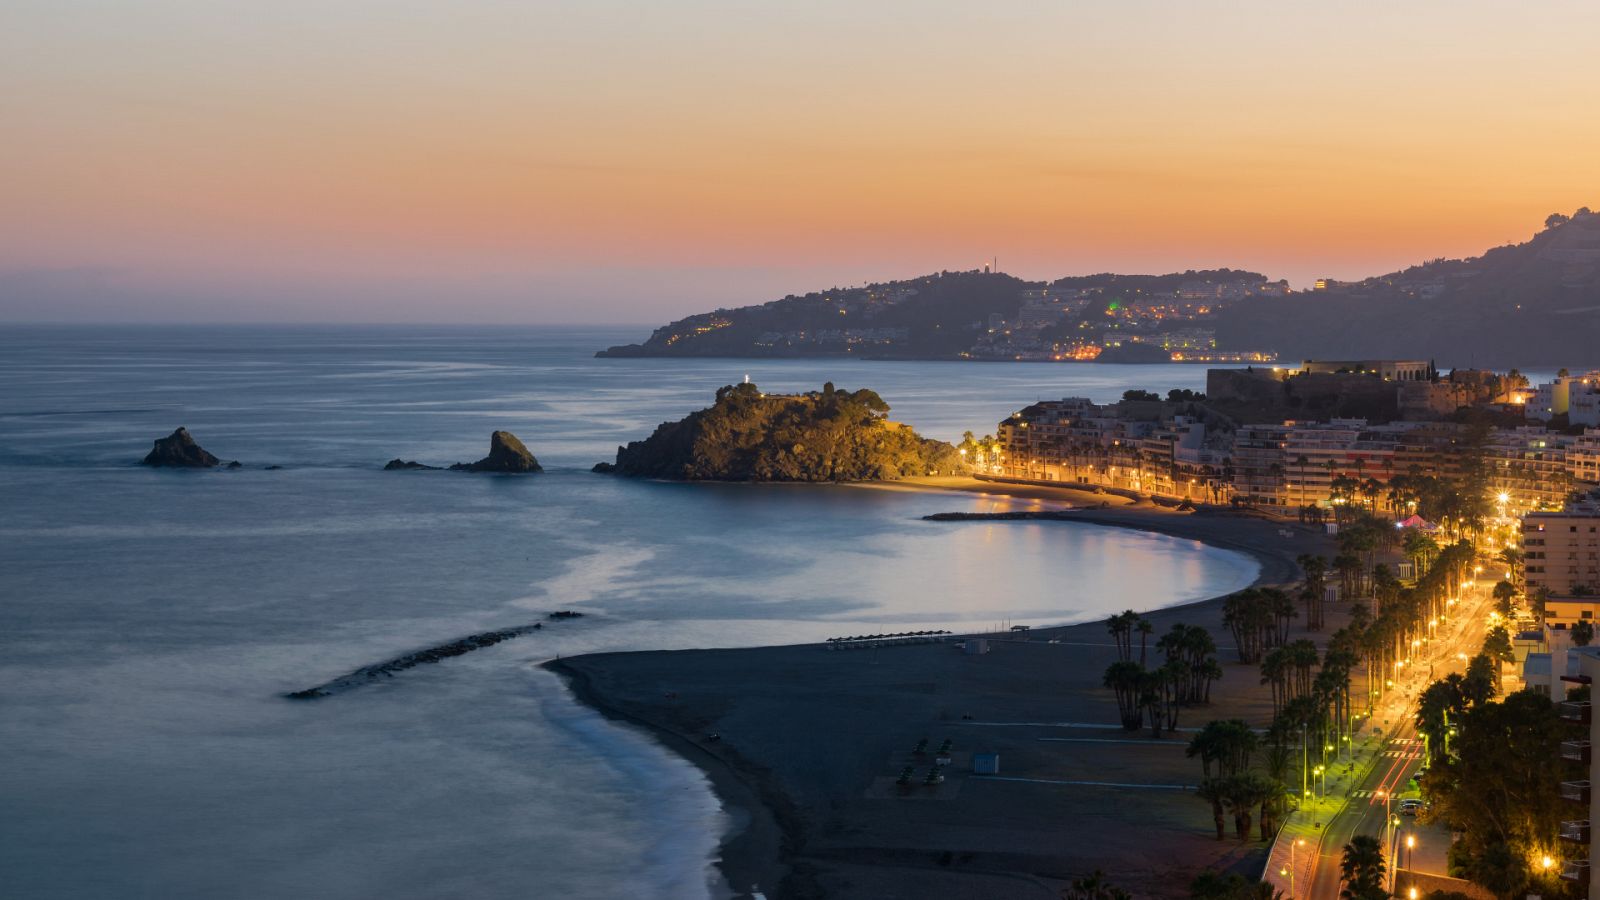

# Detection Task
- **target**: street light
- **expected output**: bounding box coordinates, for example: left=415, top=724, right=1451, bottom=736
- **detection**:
left=1284, top=837, right=1306, bottom=898
left=1377, top=790, right=1395, bottom=887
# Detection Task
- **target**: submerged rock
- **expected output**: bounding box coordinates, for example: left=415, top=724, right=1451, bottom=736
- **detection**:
left=141, top=427, right=226, bottom=468
left=383, top=459, right=440, bottom=471
left=449, top=431, right=542, bottom=473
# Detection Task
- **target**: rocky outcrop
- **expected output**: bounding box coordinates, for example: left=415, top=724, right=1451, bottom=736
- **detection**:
left=449, top=431, right=542, bottom=473
left=384, top=459, right=440, bottom=471
left=141, top=427, right=228, bottom=468
left=596, top=382, right=964, bottom=482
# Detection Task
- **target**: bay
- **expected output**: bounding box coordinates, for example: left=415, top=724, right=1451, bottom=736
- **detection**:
left=0, top=325, right=1257, bottom=899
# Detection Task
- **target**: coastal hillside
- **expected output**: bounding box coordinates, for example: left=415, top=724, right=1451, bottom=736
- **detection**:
left=1212, top=208, right=1600, bottom=366
left=596, top=209, right=1599, bottom=367
left=594, top=382, right=963, bottom=481
left=597, top=268, right=1280, bottom=362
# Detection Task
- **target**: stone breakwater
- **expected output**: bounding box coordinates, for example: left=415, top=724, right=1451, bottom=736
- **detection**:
left=285, top=612, right=586, bottom=699
left=921, top=510, right=1080, bottom=521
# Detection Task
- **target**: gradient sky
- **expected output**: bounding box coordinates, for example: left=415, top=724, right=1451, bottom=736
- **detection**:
left=3, top=1, right=1598, bottom=324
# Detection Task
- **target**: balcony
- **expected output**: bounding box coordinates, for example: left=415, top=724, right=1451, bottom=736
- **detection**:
left=1561, top=820, right=1591, bottom=844
left=1561, top=860, right=1590, bottom=884
left=1562, top=701, right=1594, bottom=725
left=1562, top=740, right=1592, bottom=765
left=1562, top=781, right=1592, bottom=804
left=1563, top=673, right=1594, bottom=686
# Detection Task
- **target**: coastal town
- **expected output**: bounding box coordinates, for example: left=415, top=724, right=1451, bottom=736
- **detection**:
left=974, top=360, right=1593, bottom=518
left=550, top=358, right=1600, bottom=900
left=12, top=1, right=1600, bottom=898
left=950, top=359, right=1600, bottom=898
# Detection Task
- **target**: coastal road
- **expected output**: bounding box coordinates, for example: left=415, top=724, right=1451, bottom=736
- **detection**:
left=1302, top=575, right=1494, bottom=899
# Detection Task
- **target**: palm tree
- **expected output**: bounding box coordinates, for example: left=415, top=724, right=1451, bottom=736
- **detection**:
left=1266, top=588, right=1297, bottom=648
left=1195, top=777, right=1228, bottom=840
left=1221, top=775, right=1254, bottom=840
left=1574, top=620, right=1595, bottom=647
left=1298, top=554, right=1329, bottom=630
left=1187, top=719, right=1259, bottom=779
left=1497, top=546, right=1524, bottom=592
left=1338, top=835, right=1387, bottom=899
left=1105, top=610, right=1138, bottom=662
left=1491, top=580, right=1517, bottom=618
left=1103, top=660, right=1145, bottom=730
left=1260, top=647, right=1290, bottom=713
left=1136, top=617, right=1154, bottom=666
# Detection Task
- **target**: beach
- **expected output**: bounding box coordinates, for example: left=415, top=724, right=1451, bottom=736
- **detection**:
left=548, top=479, right=1338, bottom=898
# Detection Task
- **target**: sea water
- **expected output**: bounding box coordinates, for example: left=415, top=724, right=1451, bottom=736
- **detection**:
left=0, top=326, right=1259, bottom=899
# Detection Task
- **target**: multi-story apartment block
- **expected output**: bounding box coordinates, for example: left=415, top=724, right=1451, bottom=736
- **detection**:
left=1230, top=424, right=1290, bottom=506
left=1570, top=432, right=1600, bottom=486
left=1487, top=428, right=1573, bottom=514
left=1525, top=512, right=1600, bottom=625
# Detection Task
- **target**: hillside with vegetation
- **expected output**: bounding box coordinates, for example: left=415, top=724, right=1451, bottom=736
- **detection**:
left=1212, top=208, right=1600, bottom=366
left=597, top=209, right=1599, bottom=367
left=597, top=268, right=1277, bottom=361
left=593, top=382, right=963, bottom=481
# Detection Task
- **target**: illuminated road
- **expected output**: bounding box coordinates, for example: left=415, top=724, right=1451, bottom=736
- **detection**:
left=1302, top=574, right=1494, bottom=900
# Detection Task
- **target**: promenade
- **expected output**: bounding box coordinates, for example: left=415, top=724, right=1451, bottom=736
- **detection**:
left=1263, top=574, right=1495, bottom=899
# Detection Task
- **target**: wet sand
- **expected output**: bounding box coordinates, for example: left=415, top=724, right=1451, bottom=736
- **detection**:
left=546, top=481, right=1339, bottom=898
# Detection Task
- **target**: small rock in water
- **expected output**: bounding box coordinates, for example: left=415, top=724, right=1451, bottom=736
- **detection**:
left=383, top=459, right=440, bottom=471
left=449, top=431, right=542, bottom=473
left=141, top=427, right=227, bottom=468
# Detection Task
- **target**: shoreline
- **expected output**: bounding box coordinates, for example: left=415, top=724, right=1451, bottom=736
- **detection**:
left=547, top=659, right=791, bottom=899
left=855, top=475, right=1305, bottom=588
left=547, top=476, right=1325, bottom=898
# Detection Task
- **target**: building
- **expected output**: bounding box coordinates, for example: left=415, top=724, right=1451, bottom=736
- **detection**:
left=1557, top=645, right=1600, bottom=891
left=1299, top=359, right=1431, bottom=382
left=1486, top=428, right=1573, bottom=514
left=1231, top=424, right=1291, bottom=506
left=1524, top=512, right=1600, bottom=622
left=1570, top=432, right=1600, bottom=486
left=1528, top=373, right=1600, bottom=424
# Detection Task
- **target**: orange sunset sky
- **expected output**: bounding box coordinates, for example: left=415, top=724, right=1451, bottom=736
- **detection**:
left=2, top=1, right=1598, bottom=323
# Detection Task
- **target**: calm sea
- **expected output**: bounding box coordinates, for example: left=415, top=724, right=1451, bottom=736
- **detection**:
left=0, top=325, right=1258, bottom=899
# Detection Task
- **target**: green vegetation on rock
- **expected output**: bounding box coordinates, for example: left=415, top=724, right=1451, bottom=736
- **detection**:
left=595, top=382, right=963, bottom=481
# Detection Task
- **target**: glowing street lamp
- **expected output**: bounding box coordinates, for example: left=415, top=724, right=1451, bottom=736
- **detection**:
left=1282, top=837, right=1306, bottom=898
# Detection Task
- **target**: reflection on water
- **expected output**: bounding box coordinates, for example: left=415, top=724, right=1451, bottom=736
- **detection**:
left=0, top=326, right=1257, bottom=899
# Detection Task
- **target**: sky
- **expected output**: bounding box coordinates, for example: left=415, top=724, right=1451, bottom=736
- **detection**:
left=2, top=1, right=1598, bottom=324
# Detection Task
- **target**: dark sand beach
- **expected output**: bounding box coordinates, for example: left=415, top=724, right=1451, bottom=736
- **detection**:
left=548, top=479, right=1340, bottom=898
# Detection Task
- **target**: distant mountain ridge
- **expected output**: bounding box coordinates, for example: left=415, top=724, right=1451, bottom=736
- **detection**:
left=597, top=209, right=1600, bottom=367
left=1212, top=209, right=1600, bottom=366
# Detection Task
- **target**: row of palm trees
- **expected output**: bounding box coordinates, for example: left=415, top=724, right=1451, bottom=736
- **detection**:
left=1178, top=513, right=1482, bottom=855
left=1102, top=611, right=1223, bottom=739
left=1220, top=588, right=1296, bottom=665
